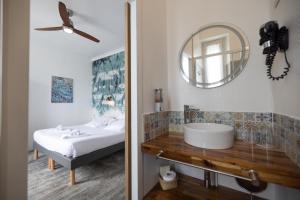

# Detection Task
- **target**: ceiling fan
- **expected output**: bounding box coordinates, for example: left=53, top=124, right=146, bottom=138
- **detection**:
left=35, top=1, right=100, bottom=43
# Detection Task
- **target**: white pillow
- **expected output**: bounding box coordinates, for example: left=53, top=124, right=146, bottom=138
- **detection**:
left=104, top=119, right=125, bottom=132
left=88, top=116, right=117, bottom=127
left=102, top=109, right=124, bottom=120
left=85, top=120, right=101, bottom=128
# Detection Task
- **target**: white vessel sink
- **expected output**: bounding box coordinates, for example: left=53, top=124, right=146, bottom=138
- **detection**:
left=183, top=123, right=234, bottom=149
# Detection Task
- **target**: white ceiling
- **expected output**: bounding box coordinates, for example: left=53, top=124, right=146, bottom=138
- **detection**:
left=30, top=0, right=124, bottom=59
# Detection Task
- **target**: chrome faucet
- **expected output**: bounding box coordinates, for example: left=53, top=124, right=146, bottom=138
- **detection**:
left=184, top=105, right=200, bottom=124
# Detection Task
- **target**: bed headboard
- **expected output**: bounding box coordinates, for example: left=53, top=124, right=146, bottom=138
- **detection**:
left=92, top=51, right=125, bottom=115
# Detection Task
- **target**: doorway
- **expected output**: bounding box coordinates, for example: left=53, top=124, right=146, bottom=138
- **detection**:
left=28, top=0, right=130, bottom=199
left=0, top=0, right=133, bottom=199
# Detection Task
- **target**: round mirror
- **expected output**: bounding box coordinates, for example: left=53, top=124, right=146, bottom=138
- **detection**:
left=180, top=24, right=250, bottom=88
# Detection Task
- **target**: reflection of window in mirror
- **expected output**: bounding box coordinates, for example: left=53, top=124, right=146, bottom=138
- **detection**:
left=201, top=38, right=226, bottom=83
left=182, top=39, right=193, bottom=83
left=182, top=52, right=190, bottom=82
left=180, top=25, right=250, bottom=88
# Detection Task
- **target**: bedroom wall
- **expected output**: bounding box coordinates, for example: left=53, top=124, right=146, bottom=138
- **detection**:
left=28, top=40, right=92, bottom=150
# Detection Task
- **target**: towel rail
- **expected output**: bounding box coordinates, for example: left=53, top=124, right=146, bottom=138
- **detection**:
left=156, top=150, right=258, bottom=183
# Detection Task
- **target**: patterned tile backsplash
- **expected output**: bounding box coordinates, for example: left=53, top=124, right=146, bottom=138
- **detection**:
left=169, top=111, right=274, bottom=146
left=273, top=113, right=300, bottom=166
left=143, top=111, right=169, bottom=141
left=143, top=111, right=300, bottom=167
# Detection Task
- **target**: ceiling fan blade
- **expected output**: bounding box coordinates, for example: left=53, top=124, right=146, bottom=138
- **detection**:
left=59, top=1, right=71, bottom=26
left=73, top=29, right=100, bottom=43
left=35, top=26, right=63, bottom=31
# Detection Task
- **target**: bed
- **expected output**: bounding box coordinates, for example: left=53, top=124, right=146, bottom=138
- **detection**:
left=33, top=113, right=125, bottom=186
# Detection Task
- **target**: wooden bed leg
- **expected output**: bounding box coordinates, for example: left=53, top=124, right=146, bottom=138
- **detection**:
left=48, top=158, right=55, bottom=171
left=33, top=149, right=39, bottom=160
left=51, top=159, right=55, bottom=171
left=48, top=158, right=51, bottom=170
left=48, top=158, right=51, bottom=169
left=69, top=170, right=75, bottom=186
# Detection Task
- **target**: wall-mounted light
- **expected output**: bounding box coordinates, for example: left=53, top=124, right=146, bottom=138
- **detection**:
left=103, top=96, right=115, bottom=107
left=63, top=25, right=73, bottom=34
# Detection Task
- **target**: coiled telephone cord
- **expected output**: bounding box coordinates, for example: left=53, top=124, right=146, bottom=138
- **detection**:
left=266, top=50, right=291, bottom=81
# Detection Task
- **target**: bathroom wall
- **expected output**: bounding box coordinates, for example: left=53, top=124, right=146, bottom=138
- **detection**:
left=141, top=0, right=300, bottom=199
left=141, top=0, right=168, bottom=113
left=163, top=1, right=300, bottom=199
left=137, top=0, right=169, bottom=196
left=270, top=0, right=300, bottom=118
left=139, top=0, right=300, bottom=199
left=166, top=0, right=273, bottom=112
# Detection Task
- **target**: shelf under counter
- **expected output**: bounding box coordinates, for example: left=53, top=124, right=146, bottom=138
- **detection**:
left=144, top=173, right=265, bottom=200
left=141, top=134, right=300, bottom=189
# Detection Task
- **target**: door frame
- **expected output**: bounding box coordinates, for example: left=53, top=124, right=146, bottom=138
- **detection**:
left=125, top=1, right=132, bottom=199
left=0, top=0, right=30, bottom=199
left=125, top=0, right=144, bottom=199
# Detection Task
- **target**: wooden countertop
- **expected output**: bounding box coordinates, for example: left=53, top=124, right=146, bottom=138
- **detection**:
left=141, top=134, right=300, bottom=189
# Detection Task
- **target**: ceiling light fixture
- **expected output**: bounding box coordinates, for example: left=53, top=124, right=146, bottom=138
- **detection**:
left=34, top=2, right=100, bottom=43
left=63, top=26, right=73, bottom=34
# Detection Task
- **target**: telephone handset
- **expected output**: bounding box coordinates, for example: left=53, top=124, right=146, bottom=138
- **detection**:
left=259, top=21, right=291, bottom=80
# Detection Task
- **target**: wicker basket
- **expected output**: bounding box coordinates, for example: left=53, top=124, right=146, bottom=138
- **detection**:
left=159, top=176, right=178, bottom=190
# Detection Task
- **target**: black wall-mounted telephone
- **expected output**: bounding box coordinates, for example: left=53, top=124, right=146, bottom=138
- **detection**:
left=259, top=21, right=291, bottom=80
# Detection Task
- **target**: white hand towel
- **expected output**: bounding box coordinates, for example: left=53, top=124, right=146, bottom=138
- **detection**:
left=56, top=125, right=63, bottom=131
left=60, top=129, right=86, bottom=139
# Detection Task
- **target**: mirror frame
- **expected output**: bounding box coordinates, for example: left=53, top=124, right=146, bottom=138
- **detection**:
left=179, top=23, right=250, bottom=89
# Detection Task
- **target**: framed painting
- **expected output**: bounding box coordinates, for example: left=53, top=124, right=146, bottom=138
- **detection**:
left=51, top=76, right=73, bottom=103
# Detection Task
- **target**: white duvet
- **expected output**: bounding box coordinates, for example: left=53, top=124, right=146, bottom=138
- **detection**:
left=33, top=125, right=125, bottom=158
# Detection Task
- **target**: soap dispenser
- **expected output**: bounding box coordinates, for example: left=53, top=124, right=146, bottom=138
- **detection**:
left=154, top=88, right=163, bottom=112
